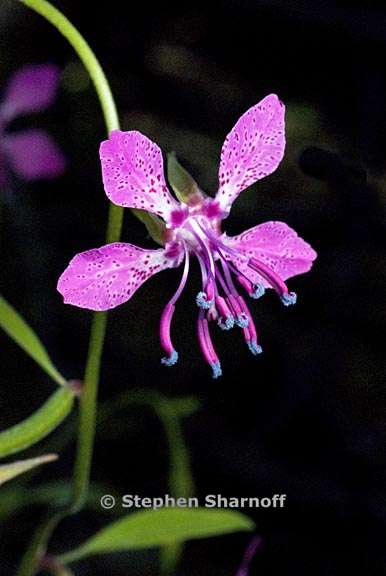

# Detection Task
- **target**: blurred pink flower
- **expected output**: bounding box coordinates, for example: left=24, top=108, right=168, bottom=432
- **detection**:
left=236, top=536, right=261, bottom=575
left=58, top=94, right=317, bottom=377
left=0, top=64, right=66, bottom=185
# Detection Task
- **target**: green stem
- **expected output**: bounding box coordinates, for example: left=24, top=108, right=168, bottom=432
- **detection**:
left=16, top=513, right=62, bottom=576
left=17, top=0, right=124, bottom=244
left=18, top=0, right=118, bottom=132
left=14, top=0, right=123, bottom=573
left=70, top=312, right=108, bottom=512
left=18, top=0, right=121, bottom=514
left=41, top=555, right=76, bottom=576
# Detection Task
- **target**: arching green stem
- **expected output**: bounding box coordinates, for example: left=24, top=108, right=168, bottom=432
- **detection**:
left=14, top=1, right=139, bottom=573
left=18, top=0, right=120, bottom=517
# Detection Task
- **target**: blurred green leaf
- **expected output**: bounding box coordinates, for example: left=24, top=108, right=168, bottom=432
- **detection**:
left=166, top=396, right=201, bottom=418
left=0, top=295, right=66, bottom=386
left=167, top=153, right=203, bottom=204
left=0, top=481, right=113, bottom=521
left=0, top=387, right=75, bottom=458
left=0, top=454, right=57, bottom=487
left=59, top=508, right=254, bottom=563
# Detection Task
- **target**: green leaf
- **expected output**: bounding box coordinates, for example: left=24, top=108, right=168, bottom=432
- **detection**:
left=131, top=209, right=166, bottom=246
left=0, top=387, right=75, bottom=458
left=0, top=454, right=57, bottom=487
left=0, top=295, right=66, bottom=386
left=167, top=153, right=204, bottom=204
left=59, top=508, right=254, bottom=563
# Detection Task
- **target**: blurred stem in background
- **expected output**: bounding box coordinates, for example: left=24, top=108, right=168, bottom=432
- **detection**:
left=99, top=390, right=198, bottom=573
left=14, top=0, right=148, bottom=574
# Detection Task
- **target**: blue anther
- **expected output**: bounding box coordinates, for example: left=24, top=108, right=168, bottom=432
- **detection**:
left=281, top=291, right=297, bottom=306
left=218, top=316, right=235, bottom=331
left=211, top=361, right=222, bottom=379
left=196, top=291, right=213, bottom=310
left=248, top=341, right=263, bottom=356
left=161, top=350, right=179, bottom=366
left=235, top=312, right=249, bottom=328
left=251, top=284, right=265, bottom=299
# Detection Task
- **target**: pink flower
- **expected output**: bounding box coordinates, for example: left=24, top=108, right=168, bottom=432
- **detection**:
left=58, top=94, right=317, bottom=377
left=0, top=64, right=66, bottom=185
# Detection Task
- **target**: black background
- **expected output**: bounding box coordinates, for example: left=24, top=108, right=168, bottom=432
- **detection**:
left=0, top=1, right=385, bottom=574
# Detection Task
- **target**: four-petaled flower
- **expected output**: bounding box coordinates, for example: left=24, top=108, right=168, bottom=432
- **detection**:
left=0, top=64, right=66, bottom=185
left=58, top=94, right=317, bottom=377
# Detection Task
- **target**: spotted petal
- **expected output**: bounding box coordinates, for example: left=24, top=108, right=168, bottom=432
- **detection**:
left=216, top=94, right=285, bottom=214
left=225, top=221, right=317, bottom=288
left=100, top=130, right=179, bottom=221
left=0, top=64, right=60, bottom=122
left=57, top=242, right=181, bottom=311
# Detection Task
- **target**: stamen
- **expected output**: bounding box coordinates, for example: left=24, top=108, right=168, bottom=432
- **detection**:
left=215, top=296, right=234, bottom=330
left=214, top=264, right=231, bottom=296
left=236, top=275, right=266, bottom=299
left=235, top=312, right=249, bottom=328
left=169, top=244, right=190, bottom=305
left=227, top=295, right=249, bottom=328
left=197, top=311, right=222, bottom=378
left=214, top=262, right=248, bottom=328
left=248, top=257, right=286, bottom=293
left=188, top=220, right=216, bottom=278
left=214, top=242, right=263, bottom=299
left=248, top=341, right=263, bottom=355
left=252, top=284, right=266, bottom=299
left=211, top=361, right=222, bottom=379
left=238, top=295, right=263, bottom=356
left=281, top=291, right=297, bottom=306
left=207, top=306, right=219, bottom=322
left=220, top=258, right=237, bottom=295
left=205, top=237, right=294, bottom=307
left=160, top=245, right=189, bottom=366
left=196, top=291, right=213, bottom=309
left=161, top=349, right=179, bottom=366
left=218, top=316, right=234, bottom=331
left=248, top=257, right=296, bottom=306
left=196, top=253, right=216, bottom=310
left=160, top=303, right=178, bottom=366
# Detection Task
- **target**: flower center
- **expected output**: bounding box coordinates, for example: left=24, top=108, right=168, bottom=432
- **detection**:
left=160, top=203, right=297, bottom=378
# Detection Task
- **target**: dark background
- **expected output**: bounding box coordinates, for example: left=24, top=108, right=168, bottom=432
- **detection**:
left=0, top=1, right=385, bottom=574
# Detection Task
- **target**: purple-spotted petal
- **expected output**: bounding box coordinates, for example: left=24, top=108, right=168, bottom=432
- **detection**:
left=57, top=242, right=181, bottom=311
left=225, top=221, right=317, bottom=288
left=3, top=130, right=66, bottom=180
left=100, top=130, right=179, bottom=221
left=0, top=64, right=60, bottom=122
left=216, top=94, right=285, bottom=214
